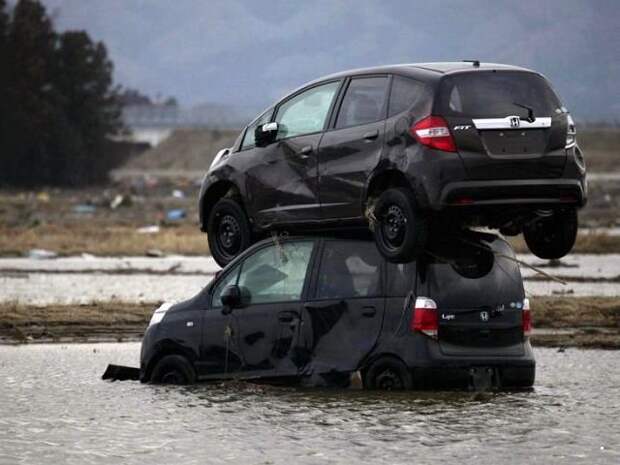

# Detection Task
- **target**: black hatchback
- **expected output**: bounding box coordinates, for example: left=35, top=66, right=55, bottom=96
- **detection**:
left=199, top=62, right=586, bottom=266
left=140, top=232, right=535, bottom=390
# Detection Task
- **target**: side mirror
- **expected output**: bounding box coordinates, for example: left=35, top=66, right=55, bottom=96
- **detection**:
left=255, top=122, right=279, bottom=147
left=221, top=284, right=242, bottom=314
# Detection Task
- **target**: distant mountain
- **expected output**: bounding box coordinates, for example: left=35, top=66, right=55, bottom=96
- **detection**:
left=42, top=0, right=620, bottom=122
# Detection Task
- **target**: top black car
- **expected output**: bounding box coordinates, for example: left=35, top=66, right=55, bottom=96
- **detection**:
left=199, top=62, right=587, bottom=266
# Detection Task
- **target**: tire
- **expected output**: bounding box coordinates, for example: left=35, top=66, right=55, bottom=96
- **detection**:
left=207, top=198, right=252, bottom=267
left=523, top=208, right=578, bottom=260
left=150, top=354, right=196, bottom=385
left=373, top=188, right=428, bottom=263
left=364, top=356, right=413, bottom=391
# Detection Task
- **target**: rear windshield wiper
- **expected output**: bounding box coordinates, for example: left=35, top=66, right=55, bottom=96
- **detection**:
left=512, top=102, right=536, bottom=123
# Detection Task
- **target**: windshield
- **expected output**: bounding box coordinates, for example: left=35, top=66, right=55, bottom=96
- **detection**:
left=436, top=71, right=562, bottom=119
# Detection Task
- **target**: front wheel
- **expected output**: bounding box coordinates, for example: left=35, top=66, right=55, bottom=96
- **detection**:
left=373, top=188, right=428, bottom=263
left=150, top=355, right=196, bottom=385
left=207, top=198, right=252, bottom=267
left=523, top=208, right=578, bottom=260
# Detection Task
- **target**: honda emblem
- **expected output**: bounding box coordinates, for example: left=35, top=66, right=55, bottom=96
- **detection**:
left=510, top=116, right=520, bottom=128
left=480, top=311, right=489, bottom=322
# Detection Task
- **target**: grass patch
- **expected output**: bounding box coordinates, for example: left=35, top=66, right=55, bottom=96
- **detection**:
left=509, top=233, right=620, bottom=254
left=0, top=224, right=208, bottom=257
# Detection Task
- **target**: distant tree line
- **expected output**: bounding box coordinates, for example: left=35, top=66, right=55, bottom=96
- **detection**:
left=0, top=0, right=123, bottom=187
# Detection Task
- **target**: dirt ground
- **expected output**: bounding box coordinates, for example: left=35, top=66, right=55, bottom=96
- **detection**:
left=0, top=178, right=618, bottom=257
left=0, top=127, right=618, bottom=257
left=1, top=296, right=618, bottom=348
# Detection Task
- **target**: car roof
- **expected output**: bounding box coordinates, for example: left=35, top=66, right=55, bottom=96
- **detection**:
left=283, top=62, right=536, bottom=98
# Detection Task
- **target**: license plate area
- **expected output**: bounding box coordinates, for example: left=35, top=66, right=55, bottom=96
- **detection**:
left=481, top=129, right=547, bottom=156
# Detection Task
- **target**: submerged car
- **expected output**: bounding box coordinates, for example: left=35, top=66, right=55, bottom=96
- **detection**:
left=199, top=61, right=586, bottom=266
left=140, top=232, right=535, bottom=390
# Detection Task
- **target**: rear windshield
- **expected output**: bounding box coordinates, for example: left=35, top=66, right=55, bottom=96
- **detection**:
left=422, top=236, right=524, bottom=308
left=436, top=71, right=562, bottom=119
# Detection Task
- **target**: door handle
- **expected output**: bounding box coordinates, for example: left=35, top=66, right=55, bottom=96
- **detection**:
left=363, top=130, right=379, bottom=141
left=362, top=306, right=376, bottom=317
left=278, top=311, right=299, bottom=323
left=299, top=145, right=313, bottom=156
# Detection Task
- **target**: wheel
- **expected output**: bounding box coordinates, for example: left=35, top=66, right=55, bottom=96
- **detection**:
left=364, top=356, right=413, bottom=391
left=150, top=354, right=196, bottom=385
left=207, top=198, right=252, bottom=267
left=523, top=208, right=578, bottom=260
left=373, top=188, right=428, bottom=263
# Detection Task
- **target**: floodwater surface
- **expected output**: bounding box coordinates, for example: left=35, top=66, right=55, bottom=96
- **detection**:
left=0, top=344, right=618, bottom=465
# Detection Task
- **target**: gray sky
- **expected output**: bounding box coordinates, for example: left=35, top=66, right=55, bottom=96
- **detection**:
left=38, top=0, right=620, bottom=120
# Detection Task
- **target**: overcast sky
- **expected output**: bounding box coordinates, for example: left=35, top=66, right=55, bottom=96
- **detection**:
left=36, top=0, right=620, bottom=120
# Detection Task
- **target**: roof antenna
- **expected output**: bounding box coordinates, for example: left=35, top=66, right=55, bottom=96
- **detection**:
left=463, top=59, right=480, bottom=67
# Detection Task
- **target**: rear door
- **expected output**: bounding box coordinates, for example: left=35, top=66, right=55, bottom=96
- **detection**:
left=421, top=236, right=526, bottom=356
left=300, top=239, right=385, bottom=374
left=436, top=71, right=568, bottom=180
left=318, top=76, right=389, bottom=219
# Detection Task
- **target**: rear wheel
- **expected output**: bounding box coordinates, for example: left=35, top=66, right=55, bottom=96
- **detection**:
left=364, top=357, right=413, bottom=391
left=523, top=208, right=578, bottom=259
left=373, top=188, right=428, bottom=263
left=207, top=198, right=252, bottom=267
left=150, top=354, right=196, bottom=385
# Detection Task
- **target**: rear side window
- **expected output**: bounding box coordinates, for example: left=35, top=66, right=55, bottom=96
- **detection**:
left=386, top=262, right=416, bottom=297
left=316, top=241, right=382, bottom=299
left=436, top=71, right=562, bottom=119
left=335, top=77, right=388, bottom=129
left=388, top=76, right=426, bottom=117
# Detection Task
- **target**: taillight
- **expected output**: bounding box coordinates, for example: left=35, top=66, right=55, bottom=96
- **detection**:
left=411, top=297, right=438, bottom=338
left=566, top=114, right=576, bottom=148
left=410, top=116, right=457, bottom=152
left=522, top=298, right=532, bottom=337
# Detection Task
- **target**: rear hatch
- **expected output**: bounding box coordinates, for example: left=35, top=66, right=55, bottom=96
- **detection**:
left=435, top=70, right=568, bottom=180
left=423, top=234, right=526, bottom=356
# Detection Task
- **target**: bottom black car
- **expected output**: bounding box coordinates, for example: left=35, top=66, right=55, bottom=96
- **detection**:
left=140, top=232, right=535, bottom=389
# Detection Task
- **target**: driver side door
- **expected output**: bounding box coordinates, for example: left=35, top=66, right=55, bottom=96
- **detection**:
left=202, top=239, right=317, bottom=380
left=246, top=81, right=343, bottom=227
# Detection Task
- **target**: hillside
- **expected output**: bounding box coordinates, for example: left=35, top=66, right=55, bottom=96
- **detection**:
left=123, top=128, right=238, bottom=171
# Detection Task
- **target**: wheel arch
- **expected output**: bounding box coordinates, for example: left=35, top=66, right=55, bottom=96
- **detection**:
left=200, top=180, right=244, bottom=231
left=143, top=339, right=197, bottom=383
left=364, top=170, right=413, bottom=211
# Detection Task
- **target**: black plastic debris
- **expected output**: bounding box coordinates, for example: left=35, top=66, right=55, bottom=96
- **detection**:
left=102, top=364, right=140, bottom=381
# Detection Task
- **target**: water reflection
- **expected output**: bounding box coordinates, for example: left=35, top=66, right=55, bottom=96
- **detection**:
left=0, top=344, right=618, bottom=465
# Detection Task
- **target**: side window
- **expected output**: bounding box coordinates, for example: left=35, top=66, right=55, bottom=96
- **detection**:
left=386, top=262, right=416, bottom=297
left=316, top=241, right=382, bottom=299
left=237, top=241, right=315, bottom=304
left=275, top=81, right=340, bottom=140
left=211, top=265, right=241, bottom=308
left=241, top=108, right=273, bottom=150
left=335, top=76, right=388, bottom=129
left=388, top=76, right=425, bottom=117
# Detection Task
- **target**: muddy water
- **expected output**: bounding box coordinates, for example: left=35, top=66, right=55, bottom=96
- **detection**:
left=1, top=345, right=619, bottom=464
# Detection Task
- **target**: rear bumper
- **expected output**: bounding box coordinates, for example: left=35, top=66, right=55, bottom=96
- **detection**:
left=408, top=338, right=536, bottom=388
left=437, top=177, right=587, bottom=209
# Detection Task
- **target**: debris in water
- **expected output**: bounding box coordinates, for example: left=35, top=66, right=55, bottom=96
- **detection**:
left=102, top=364, right=140, bottom=381
left=28, top=249, right=57, bottom=260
